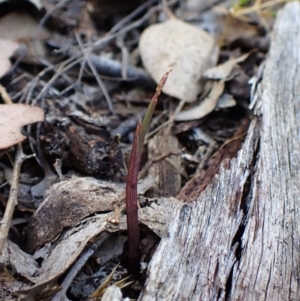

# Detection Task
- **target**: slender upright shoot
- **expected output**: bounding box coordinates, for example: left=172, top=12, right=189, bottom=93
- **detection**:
left=138, top=70, right=171, bottom=151
left=125, top=70, right=171, bottom=275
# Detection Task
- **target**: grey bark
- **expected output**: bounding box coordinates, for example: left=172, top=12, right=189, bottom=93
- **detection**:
left=139, top=2, right=300, bottom=300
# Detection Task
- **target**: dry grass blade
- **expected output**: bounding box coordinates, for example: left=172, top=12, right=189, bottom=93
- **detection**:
left=231, top=0, right=291, bottom=16
left=90, top=263, right=121, bottom=298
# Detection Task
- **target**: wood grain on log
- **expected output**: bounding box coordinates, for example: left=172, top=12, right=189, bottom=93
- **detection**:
left=139, top=3, right=300, bottom=300
left=148, top=130, right=181, bottom=197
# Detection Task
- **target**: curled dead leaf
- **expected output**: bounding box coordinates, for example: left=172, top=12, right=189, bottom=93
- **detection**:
left=203, top=52, right=251, bottom=80
left=175, top=80, right=225, bottom=121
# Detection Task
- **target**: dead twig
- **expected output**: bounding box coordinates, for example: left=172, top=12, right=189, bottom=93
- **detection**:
left=92, top=0, right=178, bottom=50
left=139, top=150, right=182, bottom=180
left=51, top=232, right=110, bottom=301
left=109, top=0, right=157, bottom=34
left=0, top=144, right=35, bottom=255
left=75, top=32, right=115, bottom=114
left=116, top=34, right=130, bottom=80
left=32, top=56, right=82, bottom=105
left=0, top=85, right=36, bottom=255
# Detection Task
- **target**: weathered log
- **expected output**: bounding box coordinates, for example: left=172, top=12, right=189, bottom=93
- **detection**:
left=138, top=2, right=300, bottom=300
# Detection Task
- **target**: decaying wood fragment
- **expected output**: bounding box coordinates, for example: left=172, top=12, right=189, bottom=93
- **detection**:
left=139, top=3, right=300, bottom=300
left=177, top=117, right=249, bottom=202
left=66, top=124, right=123, bottom=177
left=148, top=130, right=181, bottom=197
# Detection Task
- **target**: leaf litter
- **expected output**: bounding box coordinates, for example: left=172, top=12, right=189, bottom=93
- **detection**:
left=139, top=17, right=219, bottom=102
left=0, top=104, right=44, bottom=149
left=0, top=0, right=285, bottom=300
left=0, top=39, right=19, bottom=78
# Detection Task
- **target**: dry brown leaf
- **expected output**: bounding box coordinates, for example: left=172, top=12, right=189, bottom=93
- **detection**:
left=175, top=80, right=225, bottom=121
left=139, top=18, right=219, bottom=102
left=0, top=39, right=19, bottom=78
left=0, top=104, right=44, bottom=149
left=203, top=52, right=250, bottom=80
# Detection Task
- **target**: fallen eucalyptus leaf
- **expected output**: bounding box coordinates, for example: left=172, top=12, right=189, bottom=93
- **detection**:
left=203, top=52, right=250, bottom=80
left=214, top=7, right=260, bottom=44
left=139, top=18, right=219, bottom=102
left=0, top=104, right=44, bottom=149
left=175, top=80, right=225, bottom=121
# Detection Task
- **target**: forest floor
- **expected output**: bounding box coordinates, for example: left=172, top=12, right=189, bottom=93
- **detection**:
left=0, top=0, right=289, bottom=300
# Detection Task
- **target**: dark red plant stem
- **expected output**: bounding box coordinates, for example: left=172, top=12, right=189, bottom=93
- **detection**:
left=126, top=124, right=141, bottom=275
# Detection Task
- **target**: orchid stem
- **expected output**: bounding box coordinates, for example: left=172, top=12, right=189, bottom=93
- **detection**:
left=125, top=70, right=171, bottom=276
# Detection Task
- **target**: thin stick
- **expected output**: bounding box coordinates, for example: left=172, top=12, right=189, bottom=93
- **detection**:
left=75, top=31, right=115, bottom=114
left=51, top=232, right=109, bottom=301
left=92, top=0, right=178, bottom=50
left=109, top=0, right=157, bottom=34
left=0, top=85, right=36, bottom=254
left=32, top=57, right=82, bottom=104
left=0, top=145, right=35, bottom=255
